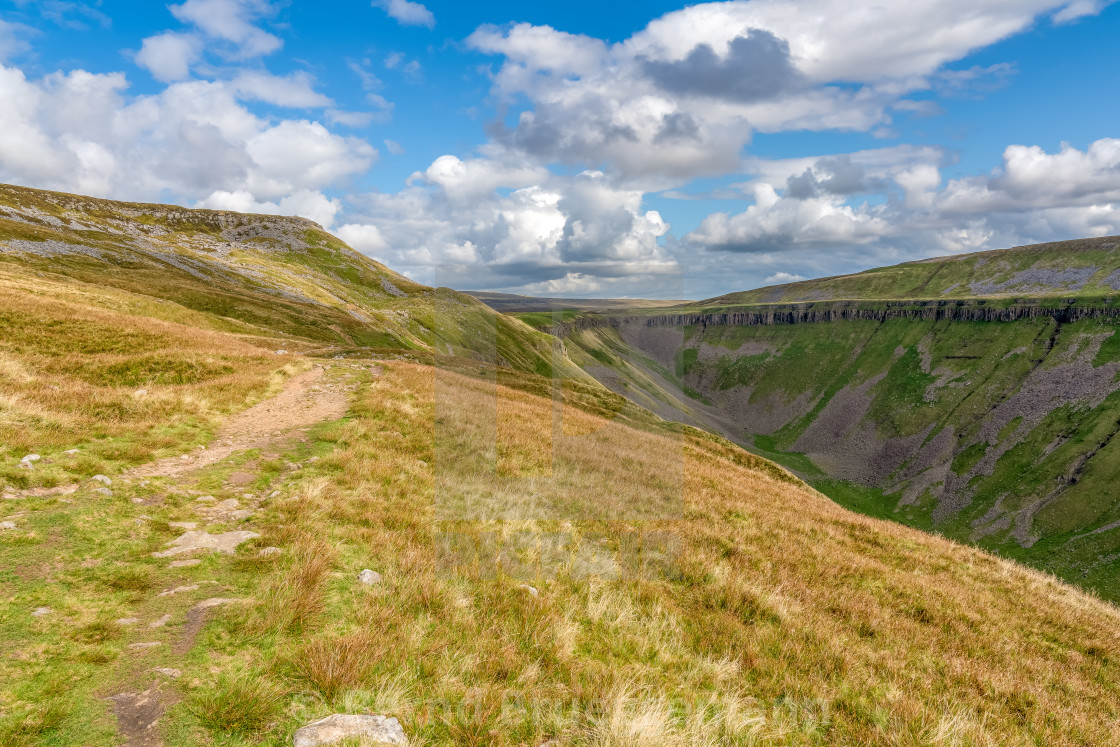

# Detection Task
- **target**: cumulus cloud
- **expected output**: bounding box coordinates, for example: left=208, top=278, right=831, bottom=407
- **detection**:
left=135, top=32, right=202, bottom=82
left=684, top=138, right=1120, bottom=269
left=468, top=1, right=1111, bottom=187
left=0, top=19, right=37, bottom=61
left=0, top=63, right=375, bottom=205
left=372, top=0, right=435, bottom=29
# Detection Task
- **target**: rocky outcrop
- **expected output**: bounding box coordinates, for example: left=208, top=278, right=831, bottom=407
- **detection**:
left=550, top=299, right=1120, bottom=336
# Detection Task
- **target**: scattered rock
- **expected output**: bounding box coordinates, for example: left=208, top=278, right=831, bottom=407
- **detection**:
left=152, top=530, right=260, bottom=557
left=116, top=618, right=140, bottom=626
left=358, top=569, right=382, bottom=585
left=194, top=597, right=238, bottom=610
left=259, top=546, right=283, bottom=556
left=168, top=521, right=197, bottom=530
left=134, top=389, right=148, bottom=397
left=194, top=495, right=217, bottom=503
left=153, top=667, right=181, bottom=679
left=519, top=584, right=540, bottom=597
left=19, top=454, right=40, bottom=464
left=95, top=488, right=113, bottom=496
left=91, top=474, right=111, bottom=485
left=128, top=642, right=163, bottom=650
left=292, top=714, right=407, bottom=747
left=32, top=607, right=52, bottom=617
left=268, top=490, right=281, bottom=498
left=149, top=614, right=172, bottom=628
left=169, top=558, right=202, bottom=568
left=0, top=520, right=17, bottom=530
left=275, top=349, right=288, bottom=355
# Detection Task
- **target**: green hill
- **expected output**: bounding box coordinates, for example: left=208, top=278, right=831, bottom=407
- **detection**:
left=699, top=235, right=1120, bottom=306
left=2, top=187, right=1119, bottom=746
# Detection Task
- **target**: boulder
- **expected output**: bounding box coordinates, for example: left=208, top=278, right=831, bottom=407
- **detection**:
left=0, top=521, right=16, bottom=530
left=358, top=569, right=382, bottom=585
left=91, top=475, right=111, bottom=485
left=292, top=714, right=407, bottom=747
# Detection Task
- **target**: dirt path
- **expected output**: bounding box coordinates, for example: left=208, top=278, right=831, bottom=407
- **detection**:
left=127, top=365, right=350, bottom=479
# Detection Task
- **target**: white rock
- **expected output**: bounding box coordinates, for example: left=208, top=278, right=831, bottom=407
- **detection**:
left=259, top=546, right=283, bottom=556
left=20, top=454, right=40, bottom=464
left=134, top=389, right=148, bottom=397
left=153, top=667, right=181, bottom=679
left=149, top=614, right=172, bottom=628
left=519, top=584, right=540, bottom=597
left=158, top=584, right=199, bottom=597
left=275, top=349, right=288, bottom=355
left=358, top=569, right=382, bottom=585
left=152, top=530, right=260, bottom=558
left=32, top=607, right=52, bottom=617
left=0, top=521, right=16, bottom=530
left=292, top=714, right=407, bottom=747
left=91, top=475, right=111, bottom=485
left=95, top=488, right=113, bottom=497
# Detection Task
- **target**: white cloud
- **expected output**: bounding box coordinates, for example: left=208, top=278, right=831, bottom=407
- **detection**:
left=372, top=0, right=435, bottom=29
left=134, top=32, right=202, bottom=82
left=0, top=19, right=36, bottom=61
left=764, top=272, right=806, bottom=284
left=0, top=63, right=375, bottom=207
left=1052, top=0, right=1117, bottom=23
left=230, top=70, right=333, bottom=108
left=383, top=138, right=404, bottom=155
left=337, top=223, right=389, bottom=254
left=170, top=0, right=282, bottom=58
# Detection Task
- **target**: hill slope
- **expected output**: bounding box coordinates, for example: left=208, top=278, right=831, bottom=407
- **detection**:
left=2, top=189, right=1119, bottom=745
left=0, top=183, right=577, bottom=378
left=550, top=239, right=1120, bottom=603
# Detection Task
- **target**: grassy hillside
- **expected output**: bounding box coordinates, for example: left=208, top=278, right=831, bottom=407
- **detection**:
left=0, top=183, right=577, bottom=380
left=696, top=235, right=1120, bottom=307
left=551, top=240, right=1120, bottom=603
left=3, top=187, right=1120, bottom=745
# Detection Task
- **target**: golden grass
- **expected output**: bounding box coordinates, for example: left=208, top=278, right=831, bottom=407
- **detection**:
left=0, top=268, right=293, bottom=485
left=214, top=361, right=1120, bottom=745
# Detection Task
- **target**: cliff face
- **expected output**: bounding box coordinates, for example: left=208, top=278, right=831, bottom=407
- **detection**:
left=551, top=299, right=1120, bottom=335
left=562, top=307, right=1120, bottom=602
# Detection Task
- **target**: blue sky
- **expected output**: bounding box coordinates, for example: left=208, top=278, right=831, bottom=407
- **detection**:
left=1, top=0, right=1118, bottom=298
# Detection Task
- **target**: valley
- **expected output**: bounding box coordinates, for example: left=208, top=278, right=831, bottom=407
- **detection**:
left=1, top=185, right=1119, bottom=744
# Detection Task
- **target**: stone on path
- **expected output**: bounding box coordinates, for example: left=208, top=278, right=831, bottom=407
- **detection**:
left=149, top=614, right=172, bottom=628
left=358, top=569, right=382, bottom=585
left=292, top=714, right=407, bottom=747
left=153, top=667, right=181, bottom=679
left=152, top=530, right=260, bottom=557
left=158, top=584, right=199, bottom=597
